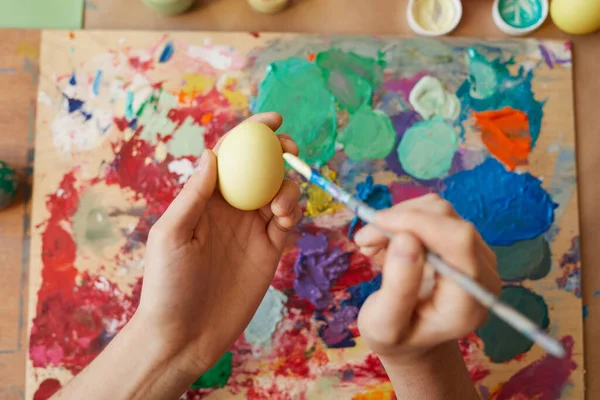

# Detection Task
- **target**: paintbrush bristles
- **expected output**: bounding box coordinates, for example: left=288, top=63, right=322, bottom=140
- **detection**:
left=283, top=153, right=312, bottom=180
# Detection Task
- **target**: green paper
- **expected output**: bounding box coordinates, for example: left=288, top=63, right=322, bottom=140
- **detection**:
left=0, top=0, right=84, bottom=30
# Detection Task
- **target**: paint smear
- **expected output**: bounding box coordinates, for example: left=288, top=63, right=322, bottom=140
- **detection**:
left=254, top=57, right=337, bottom=164
left=319, top=306, right=358, bottom=348
left=491, top=235, right=551, bottom=281
left=348, top=175, right=393, bottom=237
left=339, top=106, right=397, bottom=161
left=546, top=147, right=577, bottom=221
left=341, top=273, right=382, bottom=309
left=477, top=285, right=549, bottom=363
left=494, top=336, right=577, bottom=400
left=315, top=49, right=386, bottom=90
left=441, top=158, right=557, bottom=245
left=556, top=236, right=581, bottom=298
left=92, top=70, right=102, bottom=96
left=384, top=110, right=422, bottom=176
left=33, top=379, right=62, bottom=400
left=473, top=107, right=531, bottom=170
left=245, top=286, right=287, bottom=347
left=409, top=75, right=460, bottom=120
left=398, top=116, right=458, bottom=180
left=159, top=41, right=175, bottom=63
left=304, top=167, right=345, bottom=218
left=388, top=180, right=431, bottom=204
left=191, top=351, right=233, bottom=389
left=293, top=234, right=350, bottom=309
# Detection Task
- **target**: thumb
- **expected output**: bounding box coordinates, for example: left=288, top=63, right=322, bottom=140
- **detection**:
left=378, top=232, right=425, bottom=333
left=156, top=150, right=217, bottom=234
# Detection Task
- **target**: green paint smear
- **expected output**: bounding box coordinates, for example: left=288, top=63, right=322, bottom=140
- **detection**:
left=323, top=69, right=372, bottom=113
left=254, top=58, right=337, bottom=164
left=168, top=117, right=206, bottom=158
left=457, top=48, right=544, bottom=147
left=72, top=188, right=120, bottom=252
left=339, top=106, right=396, bottom=161
left=498, top=0, right=543, bottom=29
left=492, top=235, right=551, bottom=281
left=190, top=351, right=233, bottom=389
left=138, top=91, right=179, bottom=145
left=477, top=286, right=549, bottom=363
left=397, top=116, right=458, bottom=180
left=0, top=160, right=18, bottom=209
left=316, top=49, right=386, bottom=89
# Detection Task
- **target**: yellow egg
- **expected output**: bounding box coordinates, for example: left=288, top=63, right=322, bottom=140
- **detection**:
left=551, top=0, right=600, bottom=35
left=217, top=122, right=284, bottom=211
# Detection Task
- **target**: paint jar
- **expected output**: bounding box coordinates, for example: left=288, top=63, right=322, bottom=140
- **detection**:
left=492, top=0, right=548, bottom=36
left=248, top=0, right=289, bottom=14
left=407, top=0, right=463, bottom=36
left=142, top=0, right=195, bottom=15
left=0, top=160, right=18, bottom=210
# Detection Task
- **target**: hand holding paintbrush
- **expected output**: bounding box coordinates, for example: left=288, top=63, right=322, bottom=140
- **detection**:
left=284, top=152, right=566, bottom=361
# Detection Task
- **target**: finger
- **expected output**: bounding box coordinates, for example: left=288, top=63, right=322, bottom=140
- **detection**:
left=213, top=112, right=283, bottom=154
left=271, top=180, right=301, bottom=217
left=353, top=194, right=456, bottom=248
left=374, top=209, right=482, bottom=278
left=278, top=134, right=299, bottom=156
left=153, top=150, right=217, bottom=237
left=267, top=205, right=302, bottom=251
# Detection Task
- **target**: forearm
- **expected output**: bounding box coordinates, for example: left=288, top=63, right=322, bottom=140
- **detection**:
left=379, top=341, right=480, bottom=400
left=53, top=314, right=198, bottom=400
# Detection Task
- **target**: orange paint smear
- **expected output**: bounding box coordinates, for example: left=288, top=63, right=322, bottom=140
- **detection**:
left=474, top=107, right=531, bottom=170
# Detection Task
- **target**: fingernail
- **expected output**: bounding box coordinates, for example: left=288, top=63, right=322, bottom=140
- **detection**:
left=276, top=195, right=294, bottom=214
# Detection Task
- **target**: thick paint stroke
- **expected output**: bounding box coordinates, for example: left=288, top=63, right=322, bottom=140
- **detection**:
left=159, top=41, right=175, bottom=63
left=319, top=66, right=372, bottom=113
left=398, top=116, right=458, bottom=180
left=473, top=107, right=531, bottom=170
left=254, top=58, right=337, bottom=164
left=304, top=167, right=344, bottom=217
left=441, top=158, right=557, bottom=245
left=315, top=49, right=386, bottom=90
left=388, top=180, right=431, bottom=204
left=318, top=306, right=358, bottom=348
left=339, top=106, right=397, bottom=161
left=409, top=75, right=460, bottom=120
left=491, top=235, right=551, bottom=281
left=348, top=175, right=392, bottom=237
left=33, top=379, right=62, bottom=400
left=495, top=336, right=577, bottom=400
left=477, top=285, right=549, bottom=363
left=92, top=69, right=102, bottom=96
left=293, top=234, right=350, bottom=309
left=191, top=351, right=233, bottom=389
left=384, top=110, right=421, bottom=175
left=245, top=287, right=287, bottom=347
left=457, top=48, right=545, bottom=147
left=556, top=236, right=581, bottom=298
left=341, top=273, right=382, bottom=309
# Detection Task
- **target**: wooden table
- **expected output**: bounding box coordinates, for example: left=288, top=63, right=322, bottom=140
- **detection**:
left=1, top=0, right=599, bottom=398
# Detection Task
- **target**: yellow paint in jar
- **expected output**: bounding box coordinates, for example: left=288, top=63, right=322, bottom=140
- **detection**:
left=412, top=0, right=457, bottom=33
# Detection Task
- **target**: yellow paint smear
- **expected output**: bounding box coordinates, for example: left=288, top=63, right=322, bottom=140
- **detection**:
left=178, top=73, right=215, bottom=104
left=303, top=167, right=344, bottom=217
left=220, top=76, right=249, bottom=109
left=352, top=382, right=396, bottom=400
left=412, top=0, right=456, bottom=32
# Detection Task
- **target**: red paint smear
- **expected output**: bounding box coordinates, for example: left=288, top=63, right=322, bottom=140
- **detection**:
left=33, top=378, right=62, bottom=400
left=30, top=272, right=141, bottom=374
left=459, top=334, right=490, bottom=383
left=348, top=353, right=389, bottom=381
left=167, top=88, right=239, bottom=149
left=388, top=181, right=431, bottom=204
left=272, top=314, right=312, bottom=378
left=45, top=170, right=80, bottom=224
left=113, top=116, right=130, bottom=132
left=128, top=56, right=154, bottom=73
left=38, top=224, right=78, bottom=302
left=334, top=251, right=377, bottom=290
left=272, top=249, right=299, bottom=291
left=494, top=336, right=577, bottom=400
left=249, top=32, right=260, bottom=38
left=473, top=107, right=531, bottom=170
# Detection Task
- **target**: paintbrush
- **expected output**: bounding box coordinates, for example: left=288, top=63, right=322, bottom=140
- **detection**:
left=283, top=152, right=566, bottom=359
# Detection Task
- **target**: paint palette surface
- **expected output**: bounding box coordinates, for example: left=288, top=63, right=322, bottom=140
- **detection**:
left=27, top=31, right=582, bottom=399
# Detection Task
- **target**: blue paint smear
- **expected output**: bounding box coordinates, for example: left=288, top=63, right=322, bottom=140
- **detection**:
left=441, top=158, right=557, bottom=246
left=583, top=305, right=589, bottom=320
left=69, top=72, right=77, bottom=86
left=159, top=42, right=175, bottom=63
left=594, top=291, right=600, bottom=297
left=348, top=175, right=392, bottom=238
left=456, top=49, right=545, bottom=147
left=64, top=95, right=84, bottom=113
left=546, top=147, right=576, bottom=221
left=341, top=273, right=382, bottom=309
left=124, top=91, right=134, bottom=119
left=92, top=69, right=102, bottom=96
left=80, top=110, right=93, bottom=121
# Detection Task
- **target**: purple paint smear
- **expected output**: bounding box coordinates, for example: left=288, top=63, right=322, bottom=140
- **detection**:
left=496, top=336, right=577, bottom=400
left=384, top=72, right=428, bottom=100
left=293, top=234, right=350, bottom=309
left=320, top=306, right=358, bottom=348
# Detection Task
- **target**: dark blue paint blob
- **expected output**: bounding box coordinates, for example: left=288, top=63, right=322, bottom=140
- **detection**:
left=159, top=42, right=175, bottom=63
left=341, top=273, right=382, bottom=309
left=583, top=305, right=589, bottom=320
left=491, top=235, right=551, bottom=282
left=64, top=95, right=84, bottom=113
left=348, top=175, right=392, bottom=238
left=441, top=158, right=556, bottom=246
left=69, top=72, right=76, bottom=86
left=80, top=110, right=93, bottom=121
left=316, top=306, right=358, bottom=349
